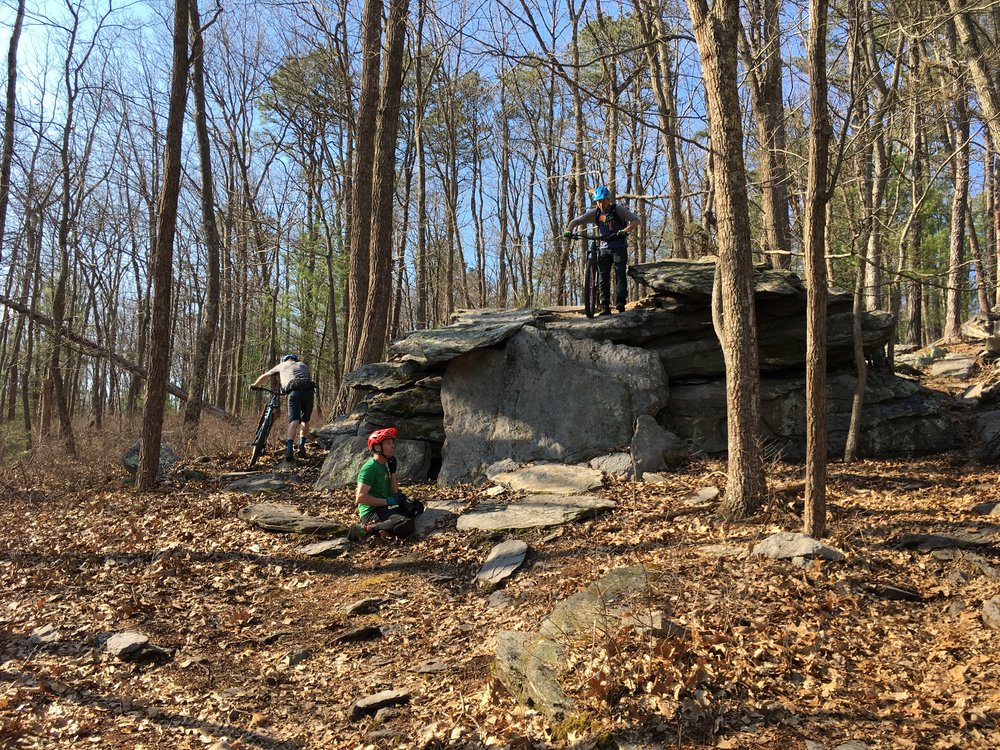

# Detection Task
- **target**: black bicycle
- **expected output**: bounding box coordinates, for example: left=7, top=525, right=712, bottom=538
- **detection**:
left=248, top=386, right=280, bottom=468
left=566, top=231, right=602, bottom=318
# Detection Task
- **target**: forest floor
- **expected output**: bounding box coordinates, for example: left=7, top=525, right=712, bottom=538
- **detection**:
left=2, top=412, right=1000, bottom=749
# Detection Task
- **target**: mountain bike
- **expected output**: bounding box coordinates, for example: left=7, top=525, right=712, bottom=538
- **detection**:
left=247, top=386, right=281, bottom=469
left=566, top=231, right=602, bottom=318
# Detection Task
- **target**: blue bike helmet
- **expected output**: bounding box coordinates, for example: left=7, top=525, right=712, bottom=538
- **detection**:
left=593, top=186, right=611, bottom=201
left=282, top=353, right=298, bottom=362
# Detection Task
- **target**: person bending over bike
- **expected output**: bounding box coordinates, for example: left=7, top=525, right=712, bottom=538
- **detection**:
left=350, top=427, right=423, bottom=541
left=250, top=353, right=314, bottom=463
left=564, top=185, right=640, bottom=315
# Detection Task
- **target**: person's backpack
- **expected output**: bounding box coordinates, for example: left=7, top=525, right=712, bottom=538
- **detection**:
left=596, top=203, right=625, bottom=232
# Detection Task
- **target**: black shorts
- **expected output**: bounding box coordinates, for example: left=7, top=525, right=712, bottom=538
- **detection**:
left=288, top=389, right=313, bottom=423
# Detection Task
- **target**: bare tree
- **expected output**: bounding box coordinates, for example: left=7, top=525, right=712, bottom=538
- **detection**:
left=686, top=0, right=765, bottom=518
left=138, top=0, right=189, bottom=489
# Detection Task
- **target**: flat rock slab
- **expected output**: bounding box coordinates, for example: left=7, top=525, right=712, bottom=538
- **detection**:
left=299, top=539, right=350, bottom=558
left=349, top=689, right=411, bottom=721
left=333, top=625, right=382, bottom=644
left=343, top=598, right=386, bottom=616
left=476, top=540, right=529, bottom=586
left=238, top=502, right=346, bottom=534
left=410, top=658, right=450, bottom=674
left=683, top=486, right=720, bottom=506
left=752, top=532, right=846, bottom=561
left=226, top=475, right=293, bottom=494
left=589, top=452, right=633, bottom=479
left=540, top=565, right=652, bottom=639
left=492, top=463, right=604, bottom=495
left=414, top=499, right=464, bottom=538
left=927, top=355, right=976, bottom=380
left=103, top=631, right=171, bottom=664
left=457, top=494, right=616, bottom=531
left=972, top=501, right=1000, bottom=516
left=897, top=532, right=995, bottom=551
left=494, top=631, right=573, bottom=720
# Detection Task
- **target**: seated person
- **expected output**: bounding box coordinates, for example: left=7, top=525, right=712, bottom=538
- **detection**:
left=350, top=427, right=422, bottom=541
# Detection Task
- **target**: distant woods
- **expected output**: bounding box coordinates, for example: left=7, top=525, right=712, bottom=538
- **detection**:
left=0, top=0, right=996, bottom=449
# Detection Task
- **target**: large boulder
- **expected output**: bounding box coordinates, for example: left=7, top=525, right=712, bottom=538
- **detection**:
left=315, top=435, right=432, bottom=490
left=122, top=441, right=181, bottom=476
left=439, top=327, right=668, bottom=483
left=666, top=370, right=952, bottom=458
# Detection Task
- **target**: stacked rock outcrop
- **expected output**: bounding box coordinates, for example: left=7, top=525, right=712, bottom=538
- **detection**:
left=315, top=260, right=953, bottom=487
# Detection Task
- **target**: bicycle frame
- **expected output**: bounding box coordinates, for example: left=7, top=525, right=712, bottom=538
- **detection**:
left=248, top=387, right=281, bottom=468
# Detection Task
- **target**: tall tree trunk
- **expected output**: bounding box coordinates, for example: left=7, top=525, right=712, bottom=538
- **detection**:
left=138, top=0, right=189, bottom=489
left=944, top=18, right=969, bottom=343
left=0, top=0, right=25, bottom=266
left=337, top=0, right=383, bottom=410
left=803, top=0, right=831, bottom=538
left=182, top=0, right=222, bottom=429
left=686, top=0, right=765, bottom=518
left=352, top=0, right=409, bottom=404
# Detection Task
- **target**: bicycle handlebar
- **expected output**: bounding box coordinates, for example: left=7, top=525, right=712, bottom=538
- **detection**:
left=250, top=386, right=282, bottom=396
left=565, top=232, right=602, bottom=241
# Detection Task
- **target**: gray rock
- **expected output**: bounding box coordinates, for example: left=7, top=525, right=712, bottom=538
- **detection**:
left=410, top=658, right=450, bottom=673
left=972, top=410, right=1000, bottom=462
left=315, top=436, right=432, bottom=490
left=313, top=405, right=368, bottom=448
left=630, top=415, right=688, bottom=478
left=349, top=690, right=411, bottom=721
left=683, top=486, right=720, bottom=506
left=476, top=540, right=529, bottom=587
left=388, top=308, right=540, bottom=367
left=927, top=355, right=976, bottom=380
left=972, top=501, right=1000, bottom=516
left=492, top=462, right=604, bottom=495
left=343, top=598, right=386, bottom=616
left=103, top=631, right=171, bottom=663
left=299, top=539, right=350, bottom=558
left=344, top=360, right=426, bottom=391
left=589, top=452, right=634, bottom=479
left=752, top=532, right=846, bottom=561
left=280, top=648, right=310, bottom=667
left=334, top=626, right=382, bottom=644
left=439, top=327, right=667, bottom=484
left=457, top=494, right=616, bottom=531
left=237, top=503, right=345, bottom=534
left=540, top=565, right=652, bottom=638
left=897, top=532, right=993, bottom=551
left=494, top=631, right=573, bottom=720
left=487, top=590, right=512, bottom=608
left=982, top=597, right=1000, bottom=630
left=414, top=499, right=463, bottom=538
left=29, top=624, right=61, bottom=645
left=121, top=441, right=180, bottom=476
left=666, top=370, right=952, bottom=458
left=628, top=260, right=807, bottom=305
left=627, top=609, right=690, bottom=640
left=961, top=313, right=996, bottom=342
left=226, top=475, right=292, bottom=494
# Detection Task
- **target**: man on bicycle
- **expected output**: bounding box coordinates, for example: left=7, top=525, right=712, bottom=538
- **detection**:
left=250, top=353, right=314, bottom=463
left=350, top=427, right=422, bottom=541
left=564, top=186, right=640, bottom=315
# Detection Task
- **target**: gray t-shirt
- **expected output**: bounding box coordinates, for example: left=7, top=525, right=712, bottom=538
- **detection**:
left=263, top=360, right=310, bottom=389
left=566, top=203, right=640, bottom=231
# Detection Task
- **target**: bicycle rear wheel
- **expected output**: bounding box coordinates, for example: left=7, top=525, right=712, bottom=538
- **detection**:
left=247, top=408, right=274, bottom=469
left=583, top=259, right=599, bottom=318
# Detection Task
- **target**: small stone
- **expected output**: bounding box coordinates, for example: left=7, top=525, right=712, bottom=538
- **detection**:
left=410, top=658, right=450, bottom=674
left=484, top=485, right=507, bottom=497
left=683, top=486, right=720, bottom=506
left=752, top=532, right=845, bottom=562
left=476, top=540, right=529, bottom=587
left=983, top=597, right=1000, bottom=630
left=280, top=649, right=310, bottom=667
left=343, top=598, right=386, bottom=616
left=349, top=689, right=411, bottom=720
left=29, top=624, right=61, bottom=645
left=333, top=625, right=382, bottom=644
left=104, top=631, right=149, bottom=658
left=299, top=539, right=350, bottom=558
left=487, top=590, right=511, bottom=609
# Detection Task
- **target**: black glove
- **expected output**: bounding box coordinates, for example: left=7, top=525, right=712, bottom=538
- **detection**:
left=387, top=456, right=398, bottom=474
left=563, top=231, right=572, bottom=239
left=617, top=229, right=628, bottom=239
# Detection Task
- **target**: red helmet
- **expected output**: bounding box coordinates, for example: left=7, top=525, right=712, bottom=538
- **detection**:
left=367, top=427, right=398, bottom=451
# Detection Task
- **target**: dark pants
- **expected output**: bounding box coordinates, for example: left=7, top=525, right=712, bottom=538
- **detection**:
left=287, top=389, right=313, bottom=423
left=361, top=506, right=414, bottom=538
left=598, top=249, right=628, bottom=309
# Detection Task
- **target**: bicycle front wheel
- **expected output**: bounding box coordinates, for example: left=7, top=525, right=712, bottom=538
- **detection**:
left=583, top=260, right=599, bottom=318
left=248, top=410, right=274, bottom=469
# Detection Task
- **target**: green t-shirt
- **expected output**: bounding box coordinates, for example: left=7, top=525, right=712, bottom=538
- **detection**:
left=357, top=456, right=391, bottom=519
